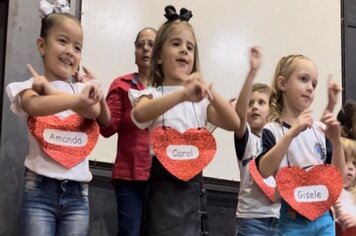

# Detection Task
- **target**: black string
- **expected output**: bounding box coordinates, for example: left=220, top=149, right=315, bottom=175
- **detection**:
left=160, top=86, right=200, bottom=128
left=281, top=122, right=324, bottom=168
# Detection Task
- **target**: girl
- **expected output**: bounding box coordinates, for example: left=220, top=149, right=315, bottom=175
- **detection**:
left=256, top=55, right=344, bottom=235
left=6, top=1, right=110, bottom=235
left=128, top=5, right=239, bottom=236
left=100, top=27, right=156, bottom=236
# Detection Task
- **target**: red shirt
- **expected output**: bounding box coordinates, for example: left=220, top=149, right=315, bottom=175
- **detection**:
left=100, top=73, right=151, bottom=180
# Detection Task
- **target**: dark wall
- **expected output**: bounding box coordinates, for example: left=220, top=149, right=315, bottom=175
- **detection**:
left=342, top=0, right=356, bottom=102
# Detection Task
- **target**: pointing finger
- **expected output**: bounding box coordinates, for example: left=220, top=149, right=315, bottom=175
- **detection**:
left=27, top=64, right=40, bottom=77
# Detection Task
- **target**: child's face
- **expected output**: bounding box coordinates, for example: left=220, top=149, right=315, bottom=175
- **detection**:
left=39, top=18, right=83, bottom=81
left=159, top=25, right=195, bottom=85
left=344, top=157, right=356, bottom=188
left=247, top=91, right=269, bottom=135
left=135, top=29, right=156, bottom=71
left=280, top=59, right=318, bottom=113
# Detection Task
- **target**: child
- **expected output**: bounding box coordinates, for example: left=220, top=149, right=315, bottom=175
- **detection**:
left=256, top=54, right=345, bottom=235
left=6, top=1, right=110, bottom=235
left=233, top=48, right=280, bottom=236
left=334, top=101, right=356, bottom=234
left=128, top=5, right=239, bottom=236
left=99, top=27, right=156, bottom=236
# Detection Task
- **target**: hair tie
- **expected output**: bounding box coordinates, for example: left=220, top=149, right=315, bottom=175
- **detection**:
left=164, top=5, right=193, bottom=22
left=39, top=0, right=70, bottom=18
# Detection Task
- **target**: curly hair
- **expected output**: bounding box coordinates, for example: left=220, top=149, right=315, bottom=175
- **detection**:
left=337, top=100, right=356, bottom=138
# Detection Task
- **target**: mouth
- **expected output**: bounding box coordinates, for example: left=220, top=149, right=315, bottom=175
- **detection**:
left=59, top=57, right=73, bottom=66
left=251, top=113, right=260, bottom=119
left=176, top=58, right=189, bottom=65
left=142, top=55, right=151, bottom=60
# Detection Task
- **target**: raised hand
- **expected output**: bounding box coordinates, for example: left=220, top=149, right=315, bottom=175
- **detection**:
left=326, top=74, right=341, bottom=113
left=250, top=47, right=262, bottom=71
left=79, top=84, right=101, bottom=106
left=289, top=109, right=313, bottom=137
left=183, top=72, right=213, bottom=102
left=27, top=64, right=53, bottom=95
left=75, top=66, right=103, bottom=100
left=321, top=112, right=341, bottom=142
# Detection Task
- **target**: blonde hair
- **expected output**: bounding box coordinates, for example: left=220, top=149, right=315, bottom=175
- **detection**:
left=268, top=54, right=312, bottom=123
left=149, top=20, right=200, bottom=87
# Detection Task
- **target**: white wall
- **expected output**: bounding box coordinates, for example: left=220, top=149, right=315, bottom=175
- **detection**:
left=81, top=0, right=341, bottom=181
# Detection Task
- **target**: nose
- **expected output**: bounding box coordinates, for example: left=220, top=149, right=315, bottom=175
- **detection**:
left=65, top=45, right=75, bottom=56
left=180, top=46, right=188, bottom=55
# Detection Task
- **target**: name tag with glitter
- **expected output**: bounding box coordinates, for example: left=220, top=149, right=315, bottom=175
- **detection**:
left=151, top=127, right=216, bottom=181
left=28, top=114, right=99, bottom=168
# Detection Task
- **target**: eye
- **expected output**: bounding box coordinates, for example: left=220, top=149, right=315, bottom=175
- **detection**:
left=312, top=80, right=318, bottom=89
left=299, top=75, right=308, bottom=82
left=58, top=38, right=67, bottom=45
left=258, top=100, right=266, bottom=105
left=248, top=101, right=254, bottom=107
left=74, top=45, right=82, bottom=53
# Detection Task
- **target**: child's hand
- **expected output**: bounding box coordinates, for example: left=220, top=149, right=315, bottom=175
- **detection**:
left=183, top=72, right=213, bottom=102
left=79, top=84, right=101, bottom=106
left=289, top=109, right=313, bottom=137
left=321, top=112, right=341, bottom=143
left=76, top=66, right=103, bottom=100
left=250, top=47, right=261, bottom=71
left=325, top=74, right=341, bottom=113
left=27, top=64, right=53, bottom=95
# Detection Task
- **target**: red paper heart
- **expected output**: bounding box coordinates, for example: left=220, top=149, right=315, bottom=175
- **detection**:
left=150, top=127, right=216, bottom=181
left=249, top=159, right=276, bottom=202
left=276, top=164, right=343, bottom=221
left=28, top=114, right=99, bottom=168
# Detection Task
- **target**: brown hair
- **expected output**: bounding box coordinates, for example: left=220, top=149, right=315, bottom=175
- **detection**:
left=268, top=54, right=312, bottom=123
left=40, top=13, right=81, bottom=39
left=149, top=20, right=200, bottom=87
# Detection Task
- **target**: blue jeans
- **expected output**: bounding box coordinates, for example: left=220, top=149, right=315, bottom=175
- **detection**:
left=113, top=180, right=147, bottom=236
left=20, top=169, right=89, bottom=236
left=235, top=217, right=279, bottom=236
left=279, top=200, right=335, bottom=236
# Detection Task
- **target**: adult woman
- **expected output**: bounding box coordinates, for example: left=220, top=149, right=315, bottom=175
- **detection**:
left=100, top=27, right=156, bottom=236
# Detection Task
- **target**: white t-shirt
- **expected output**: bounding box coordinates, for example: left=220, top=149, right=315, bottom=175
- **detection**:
left=128, top=86, right=210, bottom=133
left=234, top=124, right=280, bottom=218
left=6, top=78, right=93, bottom=182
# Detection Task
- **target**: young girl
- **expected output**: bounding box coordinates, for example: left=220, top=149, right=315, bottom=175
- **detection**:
left=128, top=5, right=239, bottom=236
left=6, top=1, right=110, bottom=235
left=256, top=54, right=345, bottom=235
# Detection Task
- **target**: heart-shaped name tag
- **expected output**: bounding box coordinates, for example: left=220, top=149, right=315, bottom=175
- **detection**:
left=150, top=127, right=216, bottom=181
left=28, top=114, right=99, bottom=168
left=276, top=164, right=343, bottom=221
left=249, top=159, right=276, bottom=202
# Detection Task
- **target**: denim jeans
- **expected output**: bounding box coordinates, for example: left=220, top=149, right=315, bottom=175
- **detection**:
left=20, top=169, right=89, bottom=236
left=279, top=200, right=335, bottom=236
left=113, top=180, right=147, bottom=236
left=235, top=217, right=279, bottom=236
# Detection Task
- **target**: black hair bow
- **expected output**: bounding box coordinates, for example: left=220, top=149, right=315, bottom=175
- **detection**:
left=164, top=5, right=193, bottom=22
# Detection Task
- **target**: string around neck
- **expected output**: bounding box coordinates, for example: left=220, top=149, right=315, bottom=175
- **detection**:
left=160, top=86, right=200, bottom=128
left=280, top=121, right=325, bottom=168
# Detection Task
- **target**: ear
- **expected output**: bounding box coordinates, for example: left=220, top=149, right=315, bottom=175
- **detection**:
left=277, top=75, right=287, bottom=92
left=341, top=126, right=351, bottom=138
left=37, top=37, right=45, bottom=57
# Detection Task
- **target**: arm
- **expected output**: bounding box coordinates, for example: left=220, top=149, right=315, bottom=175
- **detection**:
left=322, top=112, right=345, bottom=174
left=234, top=47, right=261, bottom=137
left=324, top=74, right=341, bottom=114
left=132, top=74, right=210, bottom=123
left=207, top=89, right=240, bottom=131
left=258, top=109, right=313, bottom=177
left=20, top=86, right=100, bottom=119
left=96, top=97, right=111, bottom=127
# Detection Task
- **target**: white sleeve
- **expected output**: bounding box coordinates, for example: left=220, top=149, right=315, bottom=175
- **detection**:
left=5, top=78, right=34, bottom=116
left=128, top=88, right=154, bottom=129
